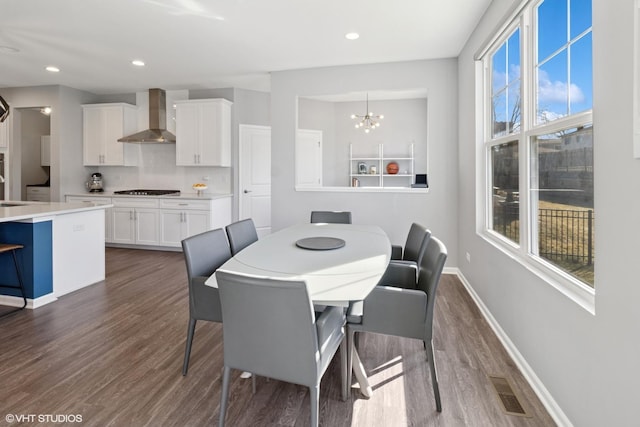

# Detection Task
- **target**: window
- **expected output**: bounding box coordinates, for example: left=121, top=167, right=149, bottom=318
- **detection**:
left=481, top=0, right=594, bottom=291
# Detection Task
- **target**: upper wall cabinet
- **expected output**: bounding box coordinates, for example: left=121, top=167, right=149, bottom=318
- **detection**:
left=83, top=103, right=138, bottom=166
left=175, top=99, right=232, bottom=167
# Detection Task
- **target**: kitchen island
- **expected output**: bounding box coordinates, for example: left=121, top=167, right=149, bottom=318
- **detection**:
left=0, top=200, right=111, bottom=308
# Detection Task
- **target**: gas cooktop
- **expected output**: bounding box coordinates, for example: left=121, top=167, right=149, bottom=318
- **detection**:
left=113, top=189, right=181, bottom=196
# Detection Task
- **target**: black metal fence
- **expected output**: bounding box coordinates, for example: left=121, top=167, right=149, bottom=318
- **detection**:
left=495, top=204, right=594, bottom=266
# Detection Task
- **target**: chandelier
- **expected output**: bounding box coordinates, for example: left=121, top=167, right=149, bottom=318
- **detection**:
left=351, top=94, right=383, bottom=133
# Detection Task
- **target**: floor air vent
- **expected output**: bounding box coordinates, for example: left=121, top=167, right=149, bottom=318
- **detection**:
left=488, top=376, right=530, bottom=417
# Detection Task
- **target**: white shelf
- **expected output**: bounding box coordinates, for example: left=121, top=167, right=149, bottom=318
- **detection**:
left=349, top=143, right=414, bottom=188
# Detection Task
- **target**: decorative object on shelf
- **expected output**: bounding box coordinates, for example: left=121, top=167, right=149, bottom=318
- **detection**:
left=351, top=178, right=360, bottom=187
left=351, top=93, right=383, bottom=133
left=411, top=173, right=428, bottom=188
left=193, top=183, right=208, bottom=195
left=370, top=165, right=377, bottom=175
left=386, top=162, right=399, bottom=174
left=358, top=162, right=367, bottom=174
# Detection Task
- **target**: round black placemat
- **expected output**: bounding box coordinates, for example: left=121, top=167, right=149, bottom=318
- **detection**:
left=295, top=237, right=346, bottom=250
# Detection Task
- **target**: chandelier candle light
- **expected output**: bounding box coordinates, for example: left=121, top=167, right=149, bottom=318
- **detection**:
left=351, top=94, right=383, bottom=133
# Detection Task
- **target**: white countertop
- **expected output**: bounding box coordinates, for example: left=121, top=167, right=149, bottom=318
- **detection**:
left=0, top=201, right=111, bottom=223
left=65, top=191, right=232, bottom=200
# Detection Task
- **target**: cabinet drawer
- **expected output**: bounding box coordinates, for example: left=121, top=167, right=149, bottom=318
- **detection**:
left=27, top=187, right=51, bottom=202
left=112, top=197, right=160, bottom=208
left=160, top=198, right=212, bottom=210
left=66, top=196, right=112, bottom=205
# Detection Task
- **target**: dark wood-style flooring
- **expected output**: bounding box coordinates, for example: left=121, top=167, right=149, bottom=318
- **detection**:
left=0, top=248, right=555, bottom=426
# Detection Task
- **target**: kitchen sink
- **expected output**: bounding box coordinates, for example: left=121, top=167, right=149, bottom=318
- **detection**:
left=0, top=202, right=26, bottom=207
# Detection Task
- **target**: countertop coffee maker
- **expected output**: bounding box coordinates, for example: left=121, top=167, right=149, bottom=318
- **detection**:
left=86, top=172, right=104, bottom=193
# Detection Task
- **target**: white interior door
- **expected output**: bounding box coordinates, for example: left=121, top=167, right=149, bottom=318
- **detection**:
left=239, top=125, right=271, bottom=237
left=296, top=129, right=323, bottom=187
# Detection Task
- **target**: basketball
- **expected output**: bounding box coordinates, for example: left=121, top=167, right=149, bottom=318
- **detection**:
left=386, top=162, right=399, bottom=174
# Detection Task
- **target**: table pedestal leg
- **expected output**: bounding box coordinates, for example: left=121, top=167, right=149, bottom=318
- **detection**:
left=352, top=348, right=373, bottom=398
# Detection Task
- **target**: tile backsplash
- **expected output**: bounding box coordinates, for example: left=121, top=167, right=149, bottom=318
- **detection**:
left=96, top=143, right=231, bottom=194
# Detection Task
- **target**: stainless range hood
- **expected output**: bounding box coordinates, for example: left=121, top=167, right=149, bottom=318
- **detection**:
left=118, top=88, right=176, bottom=143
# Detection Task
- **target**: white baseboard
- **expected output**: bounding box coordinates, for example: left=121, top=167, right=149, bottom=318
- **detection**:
left=451, top=269, right=572, bottom=427
left=0, top=293, right=58, bottom=309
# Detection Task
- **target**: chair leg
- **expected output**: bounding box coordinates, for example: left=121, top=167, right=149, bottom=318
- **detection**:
left=340, top=336, right=348, bottom=401
left=219, top=366, right=232, bottom=427
left=182, top=318, right=197, bottom=376
left=309, top=384, right=320, bottom=427
left=11, top=250, right=27, bottom=310
left=346, top=328, right=356, bottom=399
left=426, top=340, right=442, bottom=412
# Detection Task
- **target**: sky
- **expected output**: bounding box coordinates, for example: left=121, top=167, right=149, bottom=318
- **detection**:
left=491, top=0, right=592, bottom=131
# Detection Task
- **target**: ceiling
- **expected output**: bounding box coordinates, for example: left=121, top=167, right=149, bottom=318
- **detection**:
left=0, top=0, right=492, bottom=95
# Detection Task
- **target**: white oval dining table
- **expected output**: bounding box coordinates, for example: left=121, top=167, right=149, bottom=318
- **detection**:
left=205, top=222, right=392, bottom=397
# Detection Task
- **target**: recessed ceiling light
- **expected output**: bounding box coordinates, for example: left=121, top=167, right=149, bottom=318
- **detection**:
left=45, top=66, right=60, bottom=73
left=345, top=32, right=360, bottom=40
left=0, top=46, right=20, bottom=53
left=132, top=59, right=145, bottom=67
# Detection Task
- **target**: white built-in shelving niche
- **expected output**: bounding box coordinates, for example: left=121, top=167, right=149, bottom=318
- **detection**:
left=349, top=143, right=414, bottom=188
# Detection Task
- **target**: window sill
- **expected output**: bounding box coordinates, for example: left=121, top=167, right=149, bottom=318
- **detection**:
left=479, top=231, right=595, bottom=315
left=295, top=186, right=429, bottom=193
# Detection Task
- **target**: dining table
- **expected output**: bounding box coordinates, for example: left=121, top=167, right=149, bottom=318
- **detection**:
left=205, top=222, right=391, bottom=397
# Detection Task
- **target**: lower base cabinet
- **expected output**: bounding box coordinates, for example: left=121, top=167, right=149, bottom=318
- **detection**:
left=159, top=209, right=210, bottom=247
left=66, top=194, right=232, bottom=249
left=112, top=205, right=160, bottom=246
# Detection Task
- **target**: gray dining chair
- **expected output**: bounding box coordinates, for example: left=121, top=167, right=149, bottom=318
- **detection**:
left=181, top=228, right=231, bottom=376
left=225, top=218, right=259, bottom=256
left=347, top=236, right=447, bottom=411
left=310, top=210, right=352, bottom=224
left=216, top=271, right=348, bottom=427
left=379, top=223, right=431, bottom=287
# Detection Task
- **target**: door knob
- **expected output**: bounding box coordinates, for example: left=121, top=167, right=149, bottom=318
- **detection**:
left=243, top=189, right=252, bottom=193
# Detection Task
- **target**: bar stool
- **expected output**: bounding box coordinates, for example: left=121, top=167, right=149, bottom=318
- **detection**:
left=0, top=243, right=27, bottom=317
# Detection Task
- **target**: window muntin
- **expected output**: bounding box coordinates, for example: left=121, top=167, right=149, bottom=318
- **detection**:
left=481, top=0, right=594, bottom=291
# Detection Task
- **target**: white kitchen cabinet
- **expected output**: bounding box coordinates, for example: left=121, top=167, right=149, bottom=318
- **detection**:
left=158, top=198, right=230, bottom=248
left=41, top=135, right=51, bottom=166
left=159, top=209, right=210, bottom=247
left=66, top=195, right=114, bottom=242
left=83, top=103, right=138, bottom=166
left=66, top=194, right=231, bottom=249
left=175, top=99, right=232, bottom=166
left=111, top=198, right=160, bottom=246
left=27, top=186, right=51, bottom=202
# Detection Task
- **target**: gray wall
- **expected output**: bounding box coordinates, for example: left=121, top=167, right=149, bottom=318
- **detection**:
left=457, top=0, right=637, bottom=425
left=299, top=97, right=428, bottom=187
left=1, top=85, right=98, bottom=201
left=271, top=59, right=458, bottom=256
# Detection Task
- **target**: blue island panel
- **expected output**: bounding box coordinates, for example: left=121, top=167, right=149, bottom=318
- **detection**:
left=0, top=221, right=53, bottom=299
